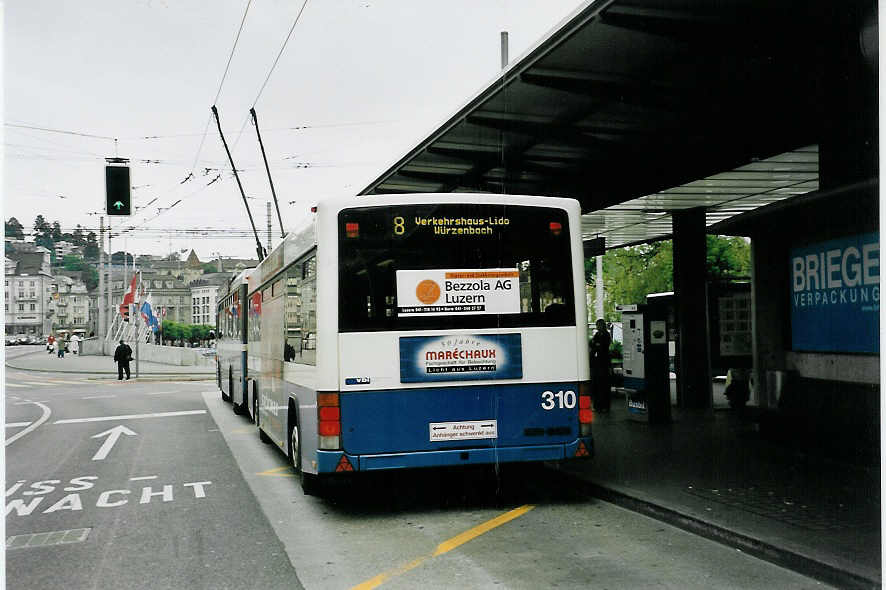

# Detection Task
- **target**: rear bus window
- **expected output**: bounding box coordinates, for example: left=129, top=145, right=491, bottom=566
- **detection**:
left=338, top=204, right=574, bottom=332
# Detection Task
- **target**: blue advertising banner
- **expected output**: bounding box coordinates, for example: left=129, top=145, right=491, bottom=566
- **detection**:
left=790, top=232, right=879, bottom=353
left=399, top=333, right=523, bottom=383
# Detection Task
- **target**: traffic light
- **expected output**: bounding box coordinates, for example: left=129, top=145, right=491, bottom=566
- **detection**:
left=105, top=165, right=131, bottom=216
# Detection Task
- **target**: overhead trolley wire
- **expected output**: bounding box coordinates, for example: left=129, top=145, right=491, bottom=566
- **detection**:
left=231, top=0, right=311, bottom=152
left=4, top=122, right=116, bottom=141
left=251, top=0, right=310, bottom=107
left=188, top=0, right=254, bottom=178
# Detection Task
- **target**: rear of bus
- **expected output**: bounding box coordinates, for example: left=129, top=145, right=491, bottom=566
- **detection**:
left=317, top=195, right=592, bottom=475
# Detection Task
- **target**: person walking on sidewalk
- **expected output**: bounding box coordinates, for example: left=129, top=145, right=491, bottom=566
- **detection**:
left=591, top=319, right=612, bottom=412
left=56, top=335, right=66, bottom=358
left=70, top=334, right=79, bottom=355
left=114, top=340, right=132, bottom=380
left=47, top=334, right=55, bottom=354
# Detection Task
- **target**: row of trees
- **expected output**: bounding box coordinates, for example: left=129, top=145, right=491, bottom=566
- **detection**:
left=5, top=216, right=100, bottom=262
left=159, top=321, right=215, bottom=347
left=586, top=235, right=751, bottom=321
left=62, top=255, right=100, bottom=290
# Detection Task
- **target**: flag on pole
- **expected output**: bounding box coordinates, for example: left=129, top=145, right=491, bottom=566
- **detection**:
left=140, top=296, right=159, bottom=333
left=119, top=274, right=137, bottom=319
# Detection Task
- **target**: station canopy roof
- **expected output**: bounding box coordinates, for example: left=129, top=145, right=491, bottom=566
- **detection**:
left=360, top=0, right=872, bottom=249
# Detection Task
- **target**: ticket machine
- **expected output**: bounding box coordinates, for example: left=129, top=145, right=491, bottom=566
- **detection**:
left=617, top=304, right=671, bottom=424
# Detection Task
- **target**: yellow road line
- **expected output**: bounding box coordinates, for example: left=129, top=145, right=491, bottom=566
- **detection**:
left=351, top=504, right=534, bottom=590
left=256, top=466, right=296, bottom=477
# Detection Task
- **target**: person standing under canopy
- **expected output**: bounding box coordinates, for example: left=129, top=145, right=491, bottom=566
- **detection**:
left=591, top=319, right=612, bottom=413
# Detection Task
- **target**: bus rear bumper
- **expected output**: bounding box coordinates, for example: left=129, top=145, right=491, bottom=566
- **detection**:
left=317, top=436, right=593, bottom=473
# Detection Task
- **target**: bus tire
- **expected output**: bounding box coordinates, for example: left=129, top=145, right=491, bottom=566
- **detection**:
left=257, top=395, right=271, bottom=444
left=233, top=380, right=247, bottom=415
left=288, top=406, right=320, bottom=496
left=222, top=367, right=231, bottom=402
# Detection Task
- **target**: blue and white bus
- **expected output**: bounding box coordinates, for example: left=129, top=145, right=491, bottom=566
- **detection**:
left=242, top=194, right=593, bottom=494
left=217, top=268, right=253, bottom=414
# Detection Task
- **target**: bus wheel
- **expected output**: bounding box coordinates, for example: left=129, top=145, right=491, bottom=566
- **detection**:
left=257, top=395, right=271, bottom=444
left=233, top=380, right=247, bottom=415
left=222, top=368, right=231, bottom=402
left=288, top=414, right=319, bottom=495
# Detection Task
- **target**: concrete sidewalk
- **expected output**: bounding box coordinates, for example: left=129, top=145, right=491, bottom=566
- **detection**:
left=558, top=396, right=880, bottom=589
left=6, top=348, right=216, bottom=378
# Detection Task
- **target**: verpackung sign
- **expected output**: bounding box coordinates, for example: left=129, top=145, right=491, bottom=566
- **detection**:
left=790, top=232, right=879, bottom=352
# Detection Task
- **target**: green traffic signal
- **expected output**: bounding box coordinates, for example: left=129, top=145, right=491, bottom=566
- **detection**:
left=105, top=166, right=131, bottom=216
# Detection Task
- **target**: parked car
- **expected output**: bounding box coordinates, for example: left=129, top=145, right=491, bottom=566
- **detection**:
left=16, top=336, right=30, bottom=345
left=5, top=337, right=17, bottom=346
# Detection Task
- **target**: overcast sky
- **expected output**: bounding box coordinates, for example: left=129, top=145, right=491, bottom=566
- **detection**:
left=4, top=0, right=585, bottom=261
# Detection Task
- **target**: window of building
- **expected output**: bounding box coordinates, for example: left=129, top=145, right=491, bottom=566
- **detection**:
left=17, top=304, right=24, bottom=312
left=29, top=304, right=35, bottom=311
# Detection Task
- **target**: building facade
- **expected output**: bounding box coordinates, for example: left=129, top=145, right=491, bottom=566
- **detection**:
left=4, top=246, right=55, bottom=337
left=189, top=274, right=231, bottom=326
left=52, top=275, right=90, bottom=334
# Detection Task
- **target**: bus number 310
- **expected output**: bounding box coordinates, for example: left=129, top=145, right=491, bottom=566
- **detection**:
left=540, top=390, right=576, bottom=410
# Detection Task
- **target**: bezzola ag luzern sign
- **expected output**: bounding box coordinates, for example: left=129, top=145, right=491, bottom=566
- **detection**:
left=790, top=232, right=879, bottom=353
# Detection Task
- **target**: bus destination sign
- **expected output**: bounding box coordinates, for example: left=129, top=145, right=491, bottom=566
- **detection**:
left=395, top=214, right=510, bottom=238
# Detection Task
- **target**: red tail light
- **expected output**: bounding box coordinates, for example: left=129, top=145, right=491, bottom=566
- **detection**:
left=318, top=393, right=341, bottom=449
left=319, top=406, right=340, bottom=421
left=319, top=421, right=341, bottom=436
left=345, top=222, right=359, bottom=238
left=549, top=221, right=562, bottom=236
left=578, top=380, right=593, bottom=434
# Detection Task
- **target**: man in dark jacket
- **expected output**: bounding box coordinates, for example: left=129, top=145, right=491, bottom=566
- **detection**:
left=591, top=319, right=612, bottom=412
left=114, top=340, right=132, bottom=380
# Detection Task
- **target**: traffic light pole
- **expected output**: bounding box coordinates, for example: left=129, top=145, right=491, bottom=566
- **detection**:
left=98, top=216, right=105, bottom=340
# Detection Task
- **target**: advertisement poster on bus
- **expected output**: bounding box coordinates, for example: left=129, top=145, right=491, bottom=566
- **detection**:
left=395, top=268, right=520, bottom=316
left=790, top=232, right=879, bottom=353
left=399, top=333, right=522, bottom=383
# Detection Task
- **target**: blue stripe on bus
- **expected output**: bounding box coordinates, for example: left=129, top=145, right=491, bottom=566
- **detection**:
left=339, top=382, right=581, bottom=455
left=316, top=435, right=593, bottom=473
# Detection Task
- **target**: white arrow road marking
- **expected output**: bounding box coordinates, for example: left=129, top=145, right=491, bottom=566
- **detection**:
left=91, top=425, right=137, bottom=461
left=6, top=422, right=32, bottom=428
left=6, top=401, right=51, bottom=446
left=54, top=410, right=206, bottom=424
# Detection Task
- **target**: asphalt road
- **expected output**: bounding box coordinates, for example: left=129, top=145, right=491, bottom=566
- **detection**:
left=5, top=353, right=301, bottom=590
left=5, top=352, right=830, bottom=589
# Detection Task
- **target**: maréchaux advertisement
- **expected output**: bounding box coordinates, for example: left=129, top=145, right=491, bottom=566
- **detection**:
left=396, top=268, right=520, bottom=317
left=399, top=333, right=523, bottom=383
